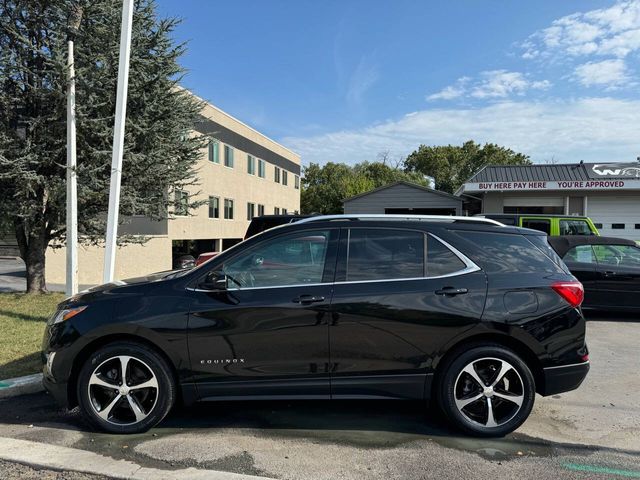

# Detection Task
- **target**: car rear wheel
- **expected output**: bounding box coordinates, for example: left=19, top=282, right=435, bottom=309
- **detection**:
left=76, top=342, right=175, bottom=434
left=437, top=344, right=535, bottom=437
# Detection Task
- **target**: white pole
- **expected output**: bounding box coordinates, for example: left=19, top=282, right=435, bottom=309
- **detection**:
left=66, top=39, right=78, bottom=296
left=103, top=0, right=134, bottom=284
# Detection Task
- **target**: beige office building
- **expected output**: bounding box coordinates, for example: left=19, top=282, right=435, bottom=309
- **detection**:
left=46, top=91, right=301, bottom=286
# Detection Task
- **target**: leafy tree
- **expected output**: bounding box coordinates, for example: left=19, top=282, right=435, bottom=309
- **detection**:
left=0, top=0, right=205, bottom=293
left=404, top=140, right=531, bottom=194
left=301, top=161, right=429, bottom=214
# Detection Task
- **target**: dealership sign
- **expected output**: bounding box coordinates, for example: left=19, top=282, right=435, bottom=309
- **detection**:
left=463, top=179, right=640, bottom=192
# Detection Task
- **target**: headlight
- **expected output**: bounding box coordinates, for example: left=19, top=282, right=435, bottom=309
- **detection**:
left=47, top=306, right=88, bottom=325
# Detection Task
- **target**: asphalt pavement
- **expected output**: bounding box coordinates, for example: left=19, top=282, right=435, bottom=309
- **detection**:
left=0, top=319, right=638, bottom=479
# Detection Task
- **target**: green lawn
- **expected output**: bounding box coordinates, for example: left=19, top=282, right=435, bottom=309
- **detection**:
left=0, top=292, right=64, bottom=380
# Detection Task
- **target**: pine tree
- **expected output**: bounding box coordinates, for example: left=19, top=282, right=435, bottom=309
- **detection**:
left=0, top=0, right=206, bottom=293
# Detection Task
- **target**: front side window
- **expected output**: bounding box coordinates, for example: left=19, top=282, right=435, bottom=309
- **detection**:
left=346, top=229, right=424, bottom=281
left=247, top=155, right=255, bottom=175
left=258, top=159, right=266, bottom=178
left=594, top=244, right=640, bottom=266
left=274, top=166, right=281, bottom=183
left=222, top=230, right=332, bottom=288
left=224, top=145, right=234, bottom=167
left=560, top=219, right=593, bottom=236
left=247, top=202, right=255, bottom=220
left=208, top=196, right=219, bottom=219
left=564, top=245, right=596, bottom=264
left=427, top=236, right=466, bottom=277
left=224, top=199, right=234, bottom=219
left=174, top=190, right=188, bottom=216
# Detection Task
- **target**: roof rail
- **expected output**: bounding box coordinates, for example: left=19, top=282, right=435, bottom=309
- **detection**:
left=295, top=214, right=505, bottom=226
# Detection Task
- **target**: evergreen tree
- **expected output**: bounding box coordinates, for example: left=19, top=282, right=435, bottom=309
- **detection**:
left=0, top=0, right=206, bottom=293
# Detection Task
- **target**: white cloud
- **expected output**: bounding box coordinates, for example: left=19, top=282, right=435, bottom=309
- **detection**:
left=523, top=0, right=640, bottom=59
left=345, top=54, right=379, bottom=108
left=574, top=58, right=631, bottom=88
left=471, top=70, right=551, bottom=98
left=283, top=98, right=640, bottom=166
left=427, top=71, right=550, bottom=101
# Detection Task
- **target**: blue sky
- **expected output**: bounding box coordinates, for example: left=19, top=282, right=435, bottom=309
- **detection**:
left=156, top=0, right=640, bottom=165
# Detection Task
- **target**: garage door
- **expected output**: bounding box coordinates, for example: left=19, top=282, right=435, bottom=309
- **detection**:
left=588, top=196, right=640, bottom=241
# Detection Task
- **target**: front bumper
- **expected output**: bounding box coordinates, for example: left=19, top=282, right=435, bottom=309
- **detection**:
left=540, top=361, right=590, bottom=396
left=42, top=367, right=69, bottom=406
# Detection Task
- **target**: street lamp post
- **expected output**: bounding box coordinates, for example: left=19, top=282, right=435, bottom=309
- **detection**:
left=103, top=0, right=135, bottom=284
left=66, top=6, right=83, bottom=297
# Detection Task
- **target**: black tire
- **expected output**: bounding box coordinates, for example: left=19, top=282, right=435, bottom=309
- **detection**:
left=436, top=344, right=535, bottom=437
left=76, top=342, right=176, bottom=434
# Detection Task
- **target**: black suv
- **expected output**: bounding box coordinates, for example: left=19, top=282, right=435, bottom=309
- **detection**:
left=42, top=215, right=589, bottom=436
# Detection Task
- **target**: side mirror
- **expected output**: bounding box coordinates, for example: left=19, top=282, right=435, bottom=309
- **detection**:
left=198, top=273, right=228, bottom=291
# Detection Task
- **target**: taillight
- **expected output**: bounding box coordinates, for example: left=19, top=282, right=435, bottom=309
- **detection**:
left=551, top=281, right=584, bottom=308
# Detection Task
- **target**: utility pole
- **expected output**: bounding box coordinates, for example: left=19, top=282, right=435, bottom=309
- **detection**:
left=66, top=5, right=83, bottom=296
left=103, top=0, right=134, bottom=283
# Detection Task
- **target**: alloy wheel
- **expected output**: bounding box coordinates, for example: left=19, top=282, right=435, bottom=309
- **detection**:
left=453, top=357, right=525, bottom=428
left=87, top=355, right=159, bottom=425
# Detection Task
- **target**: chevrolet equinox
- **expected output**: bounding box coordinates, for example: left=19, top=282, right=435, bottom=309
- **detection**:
left=42, top=215, right=589, bottom=436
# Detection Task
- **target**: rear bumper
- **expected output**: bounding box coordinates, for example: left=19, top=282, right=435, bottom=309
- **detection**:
left=540, top=361, right=590, bottom=396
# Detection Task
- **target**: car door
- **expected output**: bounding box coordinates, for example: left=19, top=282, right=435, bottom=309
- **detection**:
left=560, top=245, right=600, bottom=308
left=593, top=244, right=640, bottom=310
left=328, top=227, right=487, bottom=400
left=187, top=228, right=338, bottom=400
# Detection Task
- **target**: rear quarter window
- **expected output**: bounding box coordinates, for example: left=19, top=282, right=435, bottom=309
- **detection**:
left=450, top=231, right=565, bottom=274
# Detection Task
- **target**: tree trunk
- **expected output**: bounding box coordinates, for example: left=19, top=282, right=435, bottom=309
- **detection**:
left=14, top=220, right=48, bottom=294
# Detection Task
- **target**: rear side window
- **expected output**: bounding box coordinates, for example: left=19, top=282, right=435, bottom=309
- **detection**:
left=526, top=235, right=568, bottom=271
left=564, top=245, right=596, bottom=264
left=521, top=218, right=551, bottom=235
left=346, top=229, right=424, bottom=281
left=453, top=231, right=565, bottom=274
left=427, top=236, right=466, bottom=277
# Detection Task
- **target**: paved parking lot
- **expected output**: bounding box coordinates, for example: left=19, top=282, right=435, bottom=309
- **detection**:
left=0, top=318, right=639, bottom=479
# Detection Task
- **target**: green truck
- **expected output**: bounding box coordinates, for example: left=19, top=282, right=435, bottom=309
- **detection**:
left=477, top=214, right=600, bottom=236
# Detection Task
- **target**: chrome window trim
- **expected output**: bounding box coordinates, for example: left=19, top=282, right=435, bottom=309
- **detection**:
left=186, top=231, right=481, bottom=292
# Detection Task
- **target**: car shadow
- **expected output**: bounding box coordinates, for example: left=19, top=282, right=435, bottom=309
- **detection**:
left=584, top=310, right=640, bottom=322
left=3, top=392, right=640, bottom=462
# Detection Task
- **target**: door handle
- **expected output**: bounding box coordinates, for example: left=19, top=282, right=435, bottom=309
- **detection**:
left=293, top=294, right=325, bottom=304
left=435, top=287, right=469, bottom=296
left=603, top=271, right=616, bottom=278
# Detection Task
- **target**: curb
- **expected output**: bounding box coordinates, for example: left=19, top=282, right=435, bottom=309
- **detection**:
left=0, top=436, right=273, bottom=480
left=0, top=373, right=44, bottom=399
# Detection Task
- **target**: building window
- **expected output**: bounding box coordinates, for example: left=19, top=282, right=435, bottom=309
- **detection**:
left=208, top=196, right=219, bottom=218
left=274, top=207, right=280, bottom=215
left=174, top=190, right=188, bottom=216
left=274, top=166, right=281, bottom=183
left=224, top=145, right=234, bottom=168
left=594, top=223, right=603, bottom=229
left=294, top=210, right=299, bottom=215
left=282, top=170, right=288, bottom=186
left=224, top=198, right=234, bottom=219
left=636, top=224, right=640, bottom=229
left=258, top=159, right=266, bottom=178
left=247, top=154, right=255, bottom=175
left=612, top=223, right=625, bottom=229
left=295, top=175, right=300, bottom=189
left=247, top=202, right=255, bottom=220
left=282, top=208, right=288, bottom=214
left=258, top=204, right=265, bottom=216
left=208, top=140, right=219, bottom=163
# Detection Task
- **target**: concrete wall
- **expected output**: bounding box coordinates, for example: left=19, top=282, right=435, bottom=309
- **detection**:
left=344, top=184, right=462, bottom=214
left=46, top=236, right=172, bottom=287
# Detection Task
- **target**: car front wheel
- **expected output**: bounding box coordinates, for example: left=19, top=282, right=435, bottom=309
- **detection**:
left=76, top=342, right=175, bottom=434
left=437, top=344, right=535, bottom=437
